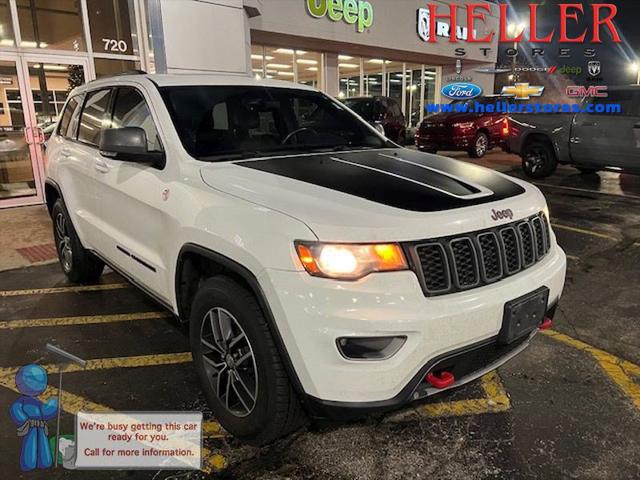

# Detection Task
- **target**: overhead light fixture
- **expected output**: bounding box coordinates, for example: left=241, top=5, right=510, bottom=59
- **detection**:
left=266, top=63, right=292, bottom=69
left=43, top=64, right=68, bottom=71
left=339, top=63, right=358, bottom=69
left=0, top=39, right=14, bottom=46
left=275, top=48, right=307, bottom=55
left=296, top=59, right=317, bottom=65
left=277, top=71, right=294, bottom=77
left=338, top=55, right=354, bottom=60
left=20, top=41, right=38, bottom=48
left=307, top=67, right=318, bottom=72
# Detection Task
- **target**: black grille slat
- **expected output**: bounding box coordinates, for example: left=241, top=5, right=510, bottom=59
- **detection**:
left=415, top=243, right=451, bottom=294
left=477, top=232, right=502, bottom=282
left=518, top=222, right=535, bottom=267
left=531, top=217, right=546, bottom=259
left=500, top=227, right=521, bottom=275
left=410, top=213, right=551, bottom=297
left=450, top=238, right=479, bottom=289
left=540, top=213, right=551, bottom=253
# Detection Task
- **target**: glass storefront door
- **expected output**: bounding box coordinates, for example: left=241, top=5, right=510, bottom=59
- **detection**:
left=0, top=53, right=38, bottom=205
left=0, top=54, right=88, bottom=207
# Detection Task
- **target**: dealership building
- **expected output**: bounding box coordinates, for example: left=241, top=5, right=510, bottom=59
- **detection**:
left=0, top=0, right=498, bottom=209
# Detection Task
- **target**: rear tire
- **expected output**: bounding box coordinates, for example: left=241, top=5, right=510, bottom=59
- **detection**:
left=189, top=276, right=306, bottom=445
left=521, top=140, right=558, bottom=179
left=51, top=199, right=104, bottom=283
left=468, top=132, right=489, bottom=158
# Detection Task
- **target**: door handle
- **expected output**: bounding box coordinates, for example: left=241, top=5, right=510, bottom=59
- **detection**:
left=95, top=158, right=111, bottom=173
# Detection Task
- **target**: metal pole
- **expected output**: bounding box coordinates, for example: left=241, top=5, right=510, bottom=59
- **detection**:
left=55, top=366, right=63, bottom=468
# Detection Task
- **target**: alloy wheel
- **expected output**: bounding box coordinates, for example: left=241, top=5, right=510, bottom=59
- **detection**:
left=524, top=149, right=546, bottom=174
left=476, top=135, right=488, bottom=157
left=55, top=212, right=73, bottom=273
left=200, top=307, right=258, bottom=417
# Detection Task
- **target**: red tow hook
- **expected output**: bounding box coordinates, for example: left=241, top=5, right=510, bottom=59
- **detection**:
left=539, top=317, right=553, bottom=330
left=426, top=371, right=455, bottom=389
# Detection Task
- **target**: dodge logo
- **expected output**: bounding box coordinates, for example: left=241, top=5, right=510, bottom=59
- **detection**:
left=491, top=208, right=514, bottom=221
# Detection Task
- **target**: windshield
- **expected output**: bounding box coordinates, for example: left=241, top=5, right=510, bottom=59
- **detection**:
left=159, top=86, right=389, bottom=160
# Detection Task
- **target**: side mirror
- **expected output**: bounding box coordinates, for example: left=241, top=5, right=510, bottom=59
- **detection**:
left=99, top=127, right=165, bottom=166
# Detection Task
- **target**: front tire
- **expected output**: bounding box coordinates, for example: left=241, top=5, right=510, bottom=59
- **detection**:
left=468, top=132, right=489, bottom=158
left=521, top=140, right=558, bottom=179
left=51, top=199, right=104, bottom=283
left=189, top=276, right=306, bottom=445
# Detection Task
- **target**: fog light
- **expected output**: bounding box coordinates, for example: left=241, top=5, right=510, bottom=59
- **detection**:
left=336, top=336, right=406, bottom=360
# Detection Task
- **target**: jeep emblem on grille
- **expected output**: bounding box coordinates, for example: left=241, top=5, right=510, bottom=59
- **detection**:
left=491, top=208, right=514, bottom=221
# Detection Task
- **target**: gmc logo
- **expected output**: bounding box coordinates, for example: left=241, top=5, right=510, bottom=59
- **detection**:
left=491, top=208, right=514, bottom=221
left=566, top=85, right=609, bottom=98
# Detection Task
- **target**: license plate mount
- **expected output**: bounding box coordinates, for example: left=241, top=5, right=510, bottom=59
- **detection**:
left=499, top=287, right=549, bottom=344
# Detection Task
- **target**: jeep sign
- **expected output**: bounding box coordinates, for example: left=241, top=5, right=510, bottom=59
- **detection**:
left=306, top=0, right=374, bottom=33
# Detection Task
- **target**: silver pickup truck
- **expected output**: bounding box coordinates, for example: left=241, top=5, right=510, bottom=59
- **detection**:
left=508, top=86, right=640, bottom=178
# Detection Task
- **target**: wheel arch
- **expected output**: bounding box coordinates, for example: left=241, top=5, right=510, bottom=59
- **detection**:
left=175, top=243, right=307, bottom=397
left=521, top=132, right=558, bottom=161
left=44, top=179, right=62, bottom=216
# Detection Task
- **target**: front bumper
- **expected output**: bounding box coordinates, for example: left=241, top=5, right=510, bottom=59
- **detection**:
left=258, top=243, right=566, bottom=408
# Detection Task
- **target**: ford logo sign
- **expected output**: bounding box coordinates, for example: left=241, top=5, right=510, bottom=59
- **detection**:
left=441, top=82, right=483, bottom=100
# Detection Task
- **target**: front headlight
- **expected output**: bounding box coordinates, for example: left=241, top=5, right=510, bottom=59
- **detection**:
left=295, top=241, right=408, bottom=280
left=452, top=121, right=475, bottom=129
left=543, top=205, right=550, bottom=221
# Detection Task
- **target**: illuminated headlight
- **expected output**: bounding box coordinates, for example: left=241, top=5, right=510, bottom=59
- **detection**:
left=452, top=121, right=475, bottom=129
left=295, top=242, right=408, bottom=280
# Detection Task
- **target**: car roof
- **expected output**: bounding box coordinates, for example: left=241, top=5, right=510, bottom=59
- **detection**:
left=74, top=72, right=318, bottom=93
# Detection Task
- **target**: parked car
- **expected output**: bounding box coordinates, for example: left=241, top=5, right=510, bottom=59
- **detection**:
left=45, top=73, right=566, bottom=445
left=416, top=96, right=510, bottom=158
left=509, top=86, right=640, bottom=178
left=343, top=95, right=407, bottom=144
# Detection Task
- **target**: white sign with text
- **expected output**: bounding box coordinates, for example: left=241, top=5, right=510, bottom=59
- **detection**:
left=75, top=411, right=202, bottom=470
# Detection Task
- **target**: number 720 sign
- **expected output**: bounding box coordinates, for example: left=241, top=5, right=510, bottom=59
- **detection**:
left=102, top=38, right=128, bottom=53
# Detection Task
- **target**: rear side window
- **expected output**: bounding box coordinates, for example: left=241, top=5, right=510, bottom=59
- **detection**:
left=111, top=87, right=163, bottom=152
left=78, top=89, right=112, bottom=146
left=58, top=96, right=81, bottom=137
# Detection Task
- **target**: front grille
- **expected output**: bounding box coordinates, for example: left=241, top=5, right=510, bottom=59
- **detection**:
left=409, top=213, right=551, bottom=297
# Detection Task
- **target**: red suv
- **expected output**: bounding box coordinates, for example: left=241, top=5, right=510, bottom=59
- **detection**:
left=415, top=97, right=509, bottom=158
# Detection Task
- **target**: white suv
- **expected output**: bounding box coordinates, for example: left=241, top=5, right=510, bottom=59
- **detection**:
left=45, top=73, right=566, bottom=444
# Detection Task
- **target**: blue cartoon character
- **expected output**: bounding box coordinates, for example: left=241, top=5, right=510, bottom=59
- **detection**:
left=10, top=364, right=58, bottom=471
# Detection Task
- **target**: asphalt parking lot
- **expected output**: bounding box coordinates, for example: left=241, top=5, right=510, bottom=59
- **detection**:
left=1, top=150, right=639, bottom=479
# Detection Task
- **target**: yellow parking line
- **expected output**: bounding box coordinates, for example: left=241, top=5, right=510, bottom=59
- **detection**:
left=543, top=330, right=640, bottom=410
left=387, top=371, right=510, bottom=422
left=0, top=311, right=171, bottom=330
left=420, top=371, right=510, bottom=417
left=0, top=283, right=130, bottom=297
left=551, top=223, right=618, bottom=242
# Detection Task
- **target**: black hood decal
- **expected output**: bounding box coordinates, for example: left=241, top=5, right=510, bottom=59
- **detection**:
left=236, top=149, right=525, bottom=212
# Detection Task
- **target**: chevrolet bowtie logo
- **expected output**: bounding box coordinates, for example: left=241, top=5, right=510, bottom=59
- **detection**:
left=501, top=83, right=545, bottom=100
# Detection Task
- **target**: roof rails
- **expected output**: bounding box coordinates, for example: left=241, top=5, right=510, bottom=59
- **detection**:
left=87, top=70, right=148, bottom=83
